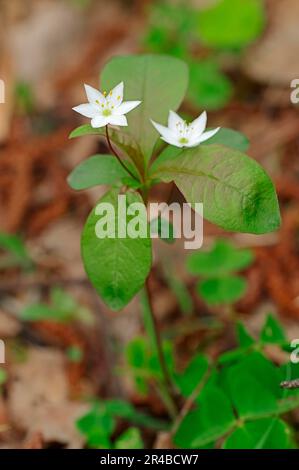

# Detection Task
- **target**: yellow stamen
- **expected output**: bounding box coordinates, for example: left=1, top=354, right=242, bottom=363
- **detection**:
left=103, top=91, right=107, bottom=96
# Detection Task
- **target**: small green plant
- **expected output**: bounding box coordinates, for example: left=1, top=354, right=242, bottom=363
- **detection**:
left=21, top=287, right=93, bottom=324
left=68, top=53, right=281, bottom=448
left=0, top=232, right=33, bottom=271
left=187, top=239, right=254, bottom=306
left=77, top=399, right=168, bottom=449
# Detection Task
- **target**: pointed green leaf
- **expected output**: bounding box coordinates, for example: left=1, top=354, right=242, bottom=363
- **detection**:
left=260, top=314, right=286, bottom=344
left=101, top=54, right=189, bottom=161
left=81, top=189, right=152, bottom=310
left=151, top=145, right=281, bottom=234
left=236, top=321, right=255, bottom=348
left=67, top=154, right=129, bottom=190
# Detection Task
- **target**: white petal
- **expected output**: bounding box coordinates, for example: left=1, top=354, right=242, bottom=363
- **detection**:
left=108, top=114, right=128, bottom=126
left=161, top=136, right=183, bottom=147
left=114, top=100, right=141, bottom=115
left=168, top=110, right=185, bottom=131
left=84, top=84, right=105, bottom=104
left=108, top=81, right=124, bottom=107
left=151, top=120, right=179, bottom=146
left=198, top=127, right=220, bottom=143
left=190, top=111, right=207, bottom=136
left=73, top=103, right=97, bottom=118
left=91, top=115, right=109, bottom=128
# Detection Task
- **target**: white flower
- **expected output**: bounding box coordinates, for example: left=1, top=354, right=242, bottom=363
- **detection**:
left=151, top=110, right=220, bottom=148
left=73, top=81, right=141, bottom=128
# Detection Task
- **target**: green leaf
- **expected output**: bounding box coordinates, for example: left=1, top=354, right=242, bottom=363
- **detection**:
left=198, top=275, right=247, bottom=305
left=218, top=347, right=249, bottom=365
left=205, top=128, right=249, bottom=152
left=76, top=404, right=115, bottom=448
left=232, top=352, right=282, bottom=399
left=69, top=124, right=102, bottom=139
left=174, top=385, right=236, bottom=448
left=188, top=60, right=233, bottom=111
left=223, top=419, right=293, bottom=449
left=101, top=54, right=189, bottom=162
left=236, top=322, right=255, bottom=348
left=197, top=0, right=265, bottom=49
left=81, top=188, right=152, bottom=310
left=69, top=125, right=142, bottom=177
left=174, top=354, right=209, bottom=397
left=187, top=239, right=253, bottom=277
left=67, top=155, right=129, bottom=190
left=260, top=314, right=287, bottom=344
left=227, top=369, right=278, bottom=419
left=105, top=399, right=169, bottom=431
left=151, top=145, right=281, bottom=234
left=115, top=427, right=144, bottom=449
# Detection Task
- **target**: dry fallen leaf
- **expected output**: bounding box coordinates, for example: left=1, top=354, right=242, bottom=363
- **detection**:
left=7, top=347, right=87, bottom=448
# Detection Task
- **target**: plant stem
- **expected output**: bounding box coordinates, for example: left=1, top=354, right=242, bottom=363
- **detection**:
left=105, top=125, right=137, bottom=181
left=141, top=276, right=179, bottom=418
left=171, top=366, right=211, bottom=436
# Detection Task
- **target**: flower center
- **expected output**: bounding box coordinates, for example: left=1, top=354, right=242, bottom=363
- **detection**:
left=179, top=137, right=189, bottom=144
left=102, top=108, right=112, bottom=117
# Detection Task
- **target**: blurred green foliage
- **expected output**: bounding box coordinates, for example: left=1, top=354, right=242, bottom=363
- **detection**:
left=15, top=82, right=35, bottom=115
left=187, top=239, right=254, bottom=305
left=21, top=287, right=93, bottom=324
left=77, top=399, right=168, bottom=448
left=0, top=368, right=7, bottom=388
left=143, top=0, right=265, bottom=110
left=0, top=232, right=33, bottom=271
left=197, top=0, right=265, bottom=49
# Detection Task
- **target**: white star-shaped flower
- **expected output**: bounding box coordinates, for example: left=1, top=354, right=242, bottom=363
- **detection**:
left=151, top=110, right=220, bottom=148
left=73, top=81, right=141, bottom=128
